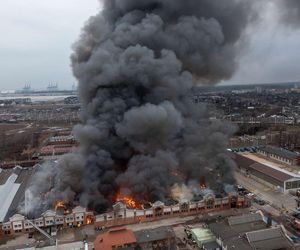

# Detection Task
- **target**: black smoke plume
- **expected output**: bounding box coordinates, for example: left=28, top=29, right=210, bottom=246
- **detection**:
left=24, top=0, right=258, bottom=214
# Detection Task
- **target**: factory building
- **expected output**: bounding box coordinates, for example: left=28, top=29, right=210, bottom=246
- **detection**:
left=37, top=134, right=77, bottom=160
left=234, top=154, right=300, bottom=193
left=257, top=145, right=300, bottom=166
left=1, top=206, right=94, bottom=236
left=95, top=195, right=248, bottom=228
left=0, top=167, right=35, bottom=224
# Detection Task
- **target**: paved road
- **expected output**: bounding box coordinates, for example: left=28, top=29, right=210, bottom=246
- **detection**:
left=125, top=208, right=249, bottom=232
left=234, top=170, right=296, bottom=212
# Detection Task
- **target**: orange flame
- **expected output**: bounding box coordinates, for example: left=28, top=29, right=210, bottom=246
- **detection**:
left=86, top=215, right=93, bottom=225
left=116, top=194, right=144, bottom=209
left=199, top=177, right=206, bottom=189
left=55, top=200, right=67, bottom=210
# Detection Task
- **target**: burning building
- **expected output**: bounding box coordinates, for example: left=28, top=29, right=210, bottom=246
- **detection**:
left=95, top=193, right=248, bottom=228
left=22, top=0, right=264, bottom=215
left=24, top=0, right=256, bottom=215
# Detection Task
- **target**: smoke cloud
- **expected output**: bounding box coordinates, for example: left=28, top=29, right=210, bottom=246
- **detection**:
left=277, top=0, right=300, bottom=26
left=24, top=0, right=260, bottom=214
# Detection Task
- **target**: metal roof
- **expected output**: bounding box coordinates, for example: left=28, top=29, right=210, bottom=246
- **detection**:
left=246, top=226, right=294, bottom=250
left=94, top=227, right=137, bottom=250
left=234, top=154, right=297, bottom=183
left=134, top=227, right=175, bottom=243
left=228, top=212, right=262, bottom=226
left=260, top=146, right=300, bottom=160
left=191, top=228, right=216, bottom=244
left=0, top=173, right=20, bottom=222
left=249, top=163, right=294, bottom=182
left=0, top=167, right=35, bottom=222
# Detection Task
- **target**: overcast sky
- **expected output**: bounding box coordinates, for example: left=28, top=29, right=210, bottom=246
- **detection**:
left=0, top=1, right=299, bottom=90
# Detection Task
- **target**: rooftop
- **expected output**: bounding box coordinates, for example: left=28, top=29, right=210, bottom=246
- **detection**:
left=208, top=212, right=267, bottom=250
left=94, top=227, right=136, bottom=250
left=228, top=212, right=262, bottom=226
left=0, top=166, right=35, bottom=222
left=134, top=226, right=175, bottom=243
left=246, top=226, right=294, bottom=249
left=260, top=146, right=300, bottom=160
left=234, top=154, right=298, bottom=182
left=191, top=228, right=216, bottom=247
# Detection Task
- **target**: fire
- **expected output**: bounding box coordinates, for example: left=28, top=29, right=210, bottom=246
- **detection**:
left=116, top=194, right=144, bottom=209
left=86, top=215, right=93, bottom=225
left=199, top=177, right=206, bottom=189
left=55, top=200, right=67, bottom=210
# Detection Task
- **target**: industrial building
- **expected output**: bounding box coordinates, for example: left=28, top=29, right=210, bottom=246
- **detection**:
left=0, top=166, right=35, bottom=223
left=257, top=145, right=300, bottom=166
left=0, top=206, right=93, bottom=237
left=208, top=212, right=294, bottom=250
left=95, top=194, right=248, bottom=228
left=234, top=153, right=300, bottom=193
left=37, top=134, right=77, bottom=160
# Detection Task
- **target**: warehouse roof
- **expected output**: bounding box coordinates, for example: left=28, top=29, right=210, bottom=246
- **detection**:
left=249, top=163, right=294, bottom=182
left=209, top=213, right=266, bottom=239
left=259, top=146, right=300, bottom=160
left=246, top=226, right=294, bottom=249
left=135, top=227, right=175, bottom=243
left=228, top=212, right=262, bottom=226
left=0, top=167, right=35, bottom=222
left=94, top=227, right=136, bottom=250
left=233, top=154, right=297, bottom=182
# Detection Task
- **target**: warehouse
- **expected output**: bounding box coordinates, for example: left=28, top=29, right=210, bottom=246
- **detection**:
left=0, top=166, right=35, bottom=223
left=234, top=154, right=300, bottom=193
left=209, top=212, right=294, bottom=250
left=257, top=146, right=300, bottom=166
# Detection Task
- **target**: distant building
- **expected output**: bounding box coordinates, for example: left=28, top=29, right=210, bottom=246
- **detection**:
left=47, top=83, right=58, bottom=92
left=258, top=145, right=300, bottom=166
left=94, top=227, right=137, bottom=250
